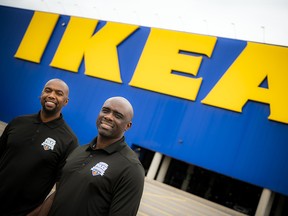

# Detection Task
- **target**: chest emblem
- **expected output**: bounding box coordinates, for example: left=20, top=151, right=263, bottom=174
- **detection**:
left=41, top=137, right=56, bottom=150
left=91, top=162, right=109, bottom=176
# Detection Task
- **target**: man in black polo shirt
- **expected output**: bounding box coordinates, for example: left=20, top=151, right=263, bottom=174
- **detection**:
left=0, top=78, right=79, bottom=216
left=47, top=96, right=145, bottom=216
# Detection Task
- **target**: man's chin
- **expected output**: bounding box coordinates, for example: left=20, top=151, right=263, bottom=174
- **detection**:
left=98, top=129, right=112, bottom=138
left=42, top=107, right=58, bottom=115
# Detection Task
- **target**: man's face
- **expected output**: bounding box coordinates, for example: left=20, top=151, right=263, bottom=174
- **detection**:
left=40, top=80, right=69, bottom=116
left=96, top=99, right=132, bottom=140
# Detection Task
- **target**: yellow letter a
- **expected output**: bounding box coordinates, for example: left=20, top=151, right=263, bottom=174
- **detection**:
left=202, top=42, right=288, bottom=124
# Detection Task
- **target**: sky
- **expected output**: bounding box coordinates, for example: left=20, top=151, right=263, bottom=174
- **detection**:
left=0, top=0, right=287, bottom=46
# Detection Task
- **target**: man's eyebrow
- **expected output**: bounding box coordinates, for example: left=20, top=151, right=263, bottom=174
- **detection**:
left=113, top=110, right=124, bottom=117
left=55, top=89, right=64, bottom=93
left=101, top=106, right=124, bottom=116
left=44, top=87, right=65, bottom=94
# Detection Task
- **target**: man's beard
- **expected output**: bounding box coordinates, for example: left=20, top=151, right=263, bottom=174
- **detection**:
left=42, top=105, right=58, bottom=116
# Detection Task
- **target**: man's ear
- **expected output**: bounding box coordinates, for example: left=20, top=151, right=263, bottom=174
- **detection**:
left=125, top=122, right=132, bottom=131
left=64, top=98, right=69, bottom=106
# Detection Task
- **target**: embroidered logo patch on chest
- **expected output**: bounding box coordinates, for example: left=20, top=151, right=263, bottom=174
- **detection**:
left=41, top=137, right=56, bottom=150
left=91, top=162, right=109, bottom=176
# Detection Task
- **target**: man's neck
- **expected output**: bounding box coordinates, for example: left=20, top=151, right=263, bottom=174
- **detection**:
left=95, top=136, right=121, bottom=149
left=40, top=110, right=60, bottom=123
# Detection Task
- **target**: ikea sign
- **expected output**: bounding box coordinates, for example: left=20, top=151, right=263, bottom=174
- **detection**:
left=0, top=6, right=288, bottom=196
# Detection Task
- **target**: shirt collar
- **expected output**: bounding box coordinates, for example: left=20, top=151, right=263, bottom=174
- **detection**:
left=87, top=136, right=126, bottom=154
left=33, top=111, right=65, bottom=129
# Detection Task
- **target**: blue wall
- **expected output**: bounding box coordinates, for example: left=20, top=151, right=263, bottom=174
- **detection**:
left=0, top=6, right=288, bottom=196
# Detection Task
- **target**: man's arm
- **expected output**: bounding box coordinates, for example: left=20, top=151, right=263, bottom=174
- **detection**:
left=109, top=165, right=145, bottom=216
left=26, top=184, right=57, bottom=216
left=37, top=191, right=56, bottom=216
left=0, top=122, right=9, bottom=158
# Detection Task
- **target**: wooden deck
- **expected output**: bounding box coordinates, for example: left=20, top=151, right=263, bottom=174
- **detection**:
left=138, top=178, right=247, bottom=216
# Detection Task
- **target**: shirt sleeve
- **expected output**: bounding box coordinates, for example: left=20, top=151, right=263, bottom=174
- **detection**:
left=55, top=136, right=79, bottom=181
left=109, top=163, right=145, bottom=216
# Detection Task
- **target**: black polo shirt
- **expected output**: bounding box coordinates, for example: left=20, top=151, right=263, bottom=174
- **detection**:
left=48, top=137, right=145, bottom=216
left=0, top=113, right=79, bottom=216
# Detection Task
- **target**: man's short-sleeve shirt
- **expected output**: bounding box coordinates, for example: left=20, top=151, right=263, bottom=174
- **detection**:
left=0, top=113, right=79, bottom=215
left=48, top=137, right=145, bottom=216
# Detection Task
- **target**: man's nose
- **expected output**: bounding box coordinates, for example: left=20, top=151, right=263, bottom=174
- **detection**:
left=47, top=91, right=56, bottom=98
left=104, top=113, right=113, bottom=120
